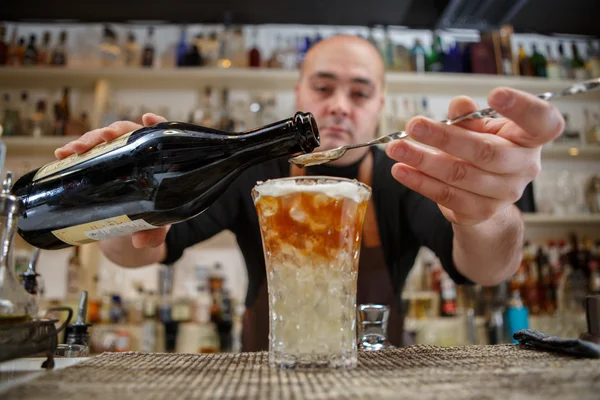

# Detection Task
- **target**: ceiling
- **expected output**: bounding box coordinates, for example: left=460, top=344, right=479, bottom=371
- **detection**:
left=2, top=0, right=599, bottom=37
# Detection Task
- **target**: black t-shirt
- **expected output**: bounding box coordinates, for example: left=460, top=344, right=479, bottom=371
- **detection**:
left=163, top=147, right=473, bottom=309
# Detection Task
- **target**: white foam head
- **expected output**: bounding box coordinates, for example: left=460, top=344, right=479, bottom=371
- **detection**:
left=253, top=177, right=371, bottom=203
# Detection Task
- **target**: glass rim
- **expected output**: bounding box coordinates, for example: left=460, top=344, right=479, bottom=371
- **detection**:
left=252, top=175, right=372, bottom=201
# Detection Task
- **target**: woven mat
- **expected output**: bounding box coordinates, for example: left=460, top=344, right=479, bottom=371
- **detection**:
left=4, top=344, right=600, bottom=400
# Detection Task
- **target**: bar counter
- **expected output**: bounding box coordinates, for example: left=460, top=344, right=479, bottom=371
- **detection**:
left=2, top=343, right=599, bottom=399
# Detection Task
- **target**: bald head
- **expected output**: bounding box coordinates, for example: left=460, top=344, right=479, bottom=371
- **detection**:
left=294, top=34, right=386, bottom=166
left=300, top=35, right=385, bottom=87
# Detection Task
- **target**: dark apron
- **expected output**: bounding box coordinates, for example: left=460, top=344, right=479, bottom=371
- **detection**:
left=242, top=152, right=404, bottom=352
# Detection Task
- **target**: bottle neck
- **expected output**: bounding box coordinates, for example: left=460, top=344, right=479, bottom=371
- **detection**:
left=236, top=112, right=318, bottom=159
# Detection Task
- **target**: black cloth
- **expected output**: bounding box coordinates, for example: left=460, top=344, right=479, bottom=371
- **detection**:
left=514, top=329, right=600, bottom=359
left=164, top=147, right=473, bottom=309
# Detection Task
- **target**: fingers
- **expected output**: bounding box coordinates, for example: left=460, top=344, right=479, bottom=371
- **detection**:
left=447, top=96, right=486, bottom=132
left=386, top=140, right=531, bottom=202
left=142, top=113, right=168, bottom=127
left=488, top=87, right=564, bottom=148
left=54, top=120, right=142, bottom=160
left=391, top=162, right=503, bottom=223
left=131, top=226, right=170, bottom=249
left=401, top=117, right=536, bottom=174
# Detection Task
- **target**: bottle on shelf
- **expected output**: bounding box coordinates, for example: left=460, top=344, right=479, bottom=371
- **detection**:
left=141, top=290, right=158, bottom=353
left=218, top=88, right=235, bottom=131
left=203, top=32, right=219, bottom=67
left=571, top=41, right=589, bottom=80
left=37, top=31, right=51, bottom=65
left=248, top=27, right=261, bottom=68
left=11, top=111, right=320, bottom=250
left=282, top=37, right=299, bottom=70
left=546, top=43, right=561, bottom=80
left=420, top=96, right=434, bottom=119
left=267, top=35, right=284, bottom=69
left=529, top=44, right=547, bottom=78
left=427, top=31, right=444, bottom=73
left=557, top=42, right=571, bottom=79
left=31, top=100, right=52, bottom=138
left=53, top=87, right=71, bottom=136
left=124, top=31, right=139, bottom=67
left=9, top=37, right=26, bottom=66
left=517, top=43, right=533, bottom=76
left=23, top=34, right=38, bottom=66
left=217, top=15, right=233, bottom=69
left=586, top=40, right=600, bottom=78
left=0, top=25, right=7, bottom=65
left=184, top=39, right=202, bottom=67
left=17, top=91, right=33, bottom=136
left=99, top=25, right=121, bottom=67
left=230, top=27, right=247, bottom=68
left=497, top=26, right=514, bottom=76
left=50, top=30, right=68, bottom=66
left=1, top=93, right=19, bottom=136
left=176, top=26, right=188, bottom=67
left=439, top=272, right=457, bottom=317
left=141, top=27, right=155, bottom=68
left=381, top=25, right=395, bottom=70
left=504, top=290, right=529, bottom=344
left=411, top=38, right=427, bottom=73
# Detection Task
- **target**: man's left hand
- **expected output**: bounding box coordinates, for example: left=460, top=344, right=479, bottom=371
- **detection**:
left=386, top=88, right=565, bottom=226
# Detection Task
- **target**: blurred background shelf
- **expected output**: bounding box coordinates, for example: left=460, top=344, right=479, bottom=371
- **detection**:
left=541, top=145, right=600, bottom=159
left=522, top=213, right=600, bottom=225
left=0, top=67, right=597, bottom=98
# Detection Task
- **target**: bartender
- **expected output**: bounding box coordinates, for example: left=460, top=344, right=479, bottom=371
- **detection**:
left=54, top=35, right=564, bottom=351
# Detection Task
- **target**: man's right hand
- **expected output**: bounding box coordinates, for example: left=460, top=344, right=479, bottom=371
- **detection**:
left=54, top=113, right=171, bottom=254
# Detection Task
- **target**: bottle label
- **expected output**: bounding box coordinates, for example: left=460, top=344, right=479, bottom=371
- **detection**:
left=52, top=215, right=158, bottom=245
left=34, top=131, right=135, bottom=181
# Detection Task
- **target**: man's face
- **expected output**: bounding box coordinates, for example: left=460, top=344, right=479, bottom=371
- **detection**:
left=295, top=37, right=385, bottom=164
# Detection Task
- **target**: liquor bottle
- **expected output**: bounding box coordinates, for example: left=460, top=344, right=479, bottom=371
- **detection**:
left=2, top=93, right=19, bottom=137
left=427, top=32, right=444, bottom=73
left=17, top=91, right=33, bottom=136
left=546, top=43, right=561, bottom=80
left=99, top=25, right=121, bottom=67
left=23, top=34, right=37, bottom=66
left=557, top=42, right=571, bottom=79
left=217, top=15, right=233, bottom=69
left=67, top=247, right=82, bottom=299
left=124, top=31, right=139, bottom=67
left=411, top=38, right=427, bottom=73
left=54, top=87, right=71, bottom=136
left=50, top=31, right=68, bottom=66
left=439, top=272, right=457, bottom=317
left=0, top=25, right=7, bottom=65
left=267, top=35, right=284, bottom=69
left=529, top=44, right=547, bottom=77
left=571, top=41, right=589, bottom=80
left=587, top=40, right=600, bottom=78
left=218, top=88, right=235, bottom=131
left=37, top=31, right=51, bottom=65
left=141, top=27, right=155, bottom=68
left=9, top=37, right=25, bottom=66
left=381, top=25, right=395, bottom=70
left=230, top=27, right=247, bottom=68
left=11, top=112, right=320, bottom=250
left=517, top=44, right=533, bottom=76
left=282, top=37, right=298, bottom=70
left=248, top=27, right=261, bottom=68
left=31, top=100, right=51, bottom=138
left=176, top=26, right=188, bottom=67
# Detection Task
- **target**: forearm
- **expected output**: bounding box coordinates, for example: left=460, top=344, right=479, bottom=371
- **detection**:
left=99, top=236, right=167, bottom=268
left=452, top=205, right=524, bottom=286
